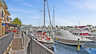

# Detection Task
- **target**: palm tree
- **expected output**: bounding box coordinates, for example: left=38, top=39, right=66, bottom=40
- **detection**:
left=12, top=17, right=22, bottom=33
left=12, top=17, right=22, bottom=26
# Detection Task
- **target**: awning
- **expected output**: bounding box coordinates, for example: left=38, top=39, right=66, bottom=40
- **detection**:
left=6, top=23, right=17, bottom=27
left=2, top=23, right=6, bottom=26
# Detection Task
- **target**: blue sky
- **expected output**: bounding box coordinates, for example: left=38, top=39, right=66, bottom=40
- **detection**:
left=6, top=0, right=96, bottom=26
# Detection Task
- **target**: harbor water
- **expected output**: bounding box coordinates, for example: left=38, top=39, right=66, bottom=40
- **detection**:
left=54, top=42, right=96, bottom=54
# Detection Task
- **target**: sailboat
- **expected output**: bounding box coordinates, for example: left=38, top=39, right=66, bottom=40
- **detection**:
left=35, top=0, right=54, bottom=44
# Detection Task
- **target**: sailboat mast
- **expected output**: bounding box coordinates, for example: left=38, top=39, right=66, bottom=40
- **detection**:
left=43, top=0, right=46, bottom=28
left=53, top=8, right=55, bottom=27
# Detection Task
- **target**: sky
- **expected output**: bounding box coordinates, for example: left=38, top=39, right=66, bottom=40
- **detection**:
left=6, top=0, right=96, bottom=26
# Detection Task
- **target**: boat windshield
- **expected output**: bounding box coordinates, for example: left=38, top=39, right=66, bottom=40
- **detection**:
left=72, top=33, right=89, bottom=36
left=55, top=31, right=63, bottom=36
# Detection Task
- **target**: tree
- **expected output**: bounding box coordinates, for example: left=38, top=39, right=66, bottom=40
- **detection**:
left=12, top=17, right=22, bottom=26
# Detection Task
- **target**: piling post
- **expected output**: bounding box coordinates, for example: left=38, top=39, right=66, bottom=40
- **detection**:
left=77, top=38, right=80, bottom=51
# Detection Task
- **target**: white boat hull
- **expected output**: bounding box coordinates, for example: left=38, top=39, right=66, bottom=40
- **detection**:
left=55, top=30, right=93, bottom=45
left=55, top=37, right=92, bottom=45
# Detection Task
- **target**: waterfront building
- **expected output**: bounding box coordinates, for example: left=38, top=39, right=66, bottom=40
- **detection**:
left=0, top=0, right=10, bottom=36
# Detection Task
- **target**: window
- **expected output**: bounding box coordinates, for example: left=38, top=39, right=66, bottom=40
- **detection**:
left=1, top=10, right=4, bottom=18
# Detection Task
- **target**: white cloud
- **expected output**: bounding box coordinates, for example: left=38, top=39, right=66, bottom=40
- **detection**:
left=54, top=16, right=79, bottom=26
left=8, top=8, right=39, bottom=15
left=23, top=3, right=33, bottom=7
left=79, top=0, right=96, bottom=11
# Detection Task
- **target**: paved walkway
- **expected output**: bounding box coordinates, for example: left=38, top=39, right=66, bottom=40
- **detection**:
left=11, top=32, right=30, bottom=54
left=0, top=33, right=13, bottom=54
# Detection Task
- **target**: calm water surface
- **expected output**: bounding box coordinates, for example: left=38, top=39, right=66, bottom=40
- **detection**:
left=54, top=42, right=96, bottom=54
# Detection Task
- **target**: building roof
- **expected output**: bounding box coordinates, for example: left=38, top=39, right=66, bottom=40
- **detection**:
left=0, top=0, right=10, bottom=16
left=4, top=8, right=10, bottom=16
left=0, top=0, right=8, bottom=9
left=0, top=1, right=2, bottom=7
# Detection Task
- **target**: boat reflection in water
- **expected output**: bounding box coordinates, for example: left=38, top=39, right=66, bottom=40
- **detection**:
left=82, top=41, right=96, bottom=54
left=53, top=41, right=96, bottom=54
left=54, top=42, right=89, bottom=54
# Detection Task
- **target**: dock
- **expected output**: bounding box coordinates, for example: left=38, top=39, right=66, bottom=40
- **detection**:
left=1, top=29, right=96, bottom=54
left=5, top=31, right=54, bottom=54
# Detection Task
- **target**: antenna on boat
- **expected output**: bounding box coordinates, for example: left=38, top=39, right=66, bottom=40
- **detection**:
left=79, top=20, right=81, bottom=26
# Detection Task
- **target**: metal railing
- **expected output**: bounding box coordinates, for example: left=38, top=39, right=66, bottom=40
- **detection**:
left=0, top=33, right=14, bottom=54
left=27, top=34, right=54, bottom=54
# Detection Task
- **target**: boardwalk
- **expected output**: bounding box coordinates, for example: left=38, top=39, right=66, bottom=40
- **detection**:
left=11, top=33, right=30, bottom=54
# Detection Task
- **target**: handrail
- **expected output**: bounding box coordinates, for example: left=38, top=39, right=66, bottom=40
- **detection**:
left=28, top=33, right=54, bottom=54
left=32, top=38, right=54, bottom=54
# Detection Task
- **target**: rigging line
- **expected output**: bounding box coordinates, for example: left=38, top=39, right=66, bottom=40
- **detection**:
left=46, top=0, right=52, bottom=26
left=46, top=0, right=54, bottom=39
left=53, top=8, right=55, bottom=27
